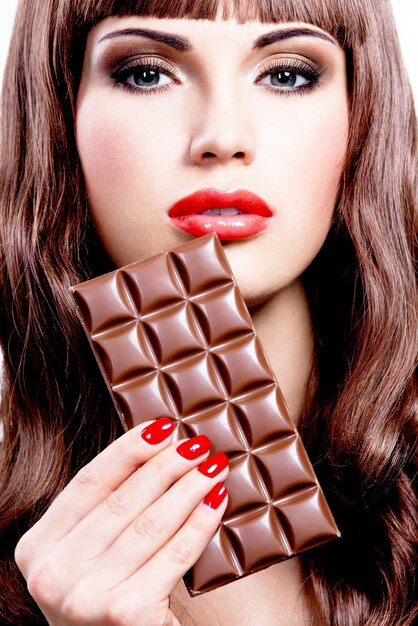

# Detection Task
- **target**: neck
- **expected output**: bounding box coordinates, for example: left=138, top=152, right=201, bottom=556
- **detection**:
left=248, top=278, right=313, bottom=426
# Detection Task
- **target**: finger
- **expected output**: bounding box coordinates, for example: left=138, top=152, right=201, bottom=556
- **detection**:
left=59, top=436, right=214, bottom=560
left=24, top=418, right=176, bottom=544
left=90, top=453, right=229, bottom=587
left=113, top=483, right=229, bottom=607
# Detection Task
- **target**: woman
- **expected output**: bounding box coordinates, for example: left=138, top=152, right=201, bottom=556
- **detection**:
left=0, top=0, right=416, bottom=624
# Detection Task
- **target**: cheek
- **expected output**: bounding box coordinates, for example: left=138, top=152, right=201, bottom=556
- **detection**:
left=75, top=101, right=140, bottom=253
left=230, top=91, right=348, bottom=297
left=263, top=93, right=348, bottom=206
left=76, top=99, right=144, bottom=193
left=75, top=95, right=179, bottom=209
left=286, top=101, right=347, bottom=261
left=74, top=92, right=189, bottom=262
left=261, top=89, right=348, bottom=268
left=296, top=104, right=348, bottom=200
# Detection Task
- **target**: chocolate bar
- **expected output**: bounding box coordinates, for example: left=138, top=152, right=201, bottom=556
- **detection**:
left=70, top=233, right=340, bottom=596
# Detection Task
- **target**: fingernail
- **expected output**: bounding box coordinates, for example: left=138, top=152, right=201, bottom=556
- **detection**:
left=198, top=453, right=229, bottom=478
left=176, top=435, right=211, bottom=460
left=140, top=418, right=174, bottom=444
left=203, top=483, right=228, bottom=509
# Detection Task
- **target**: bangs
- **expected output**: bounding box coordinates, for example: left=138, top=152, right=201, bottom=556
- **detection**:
left=72, top=0, right=366, bottom=49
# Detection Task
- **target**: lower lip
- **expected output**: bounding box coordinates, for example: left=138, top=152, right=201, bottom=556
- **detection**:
left=169, top=214, right=273, bottom=239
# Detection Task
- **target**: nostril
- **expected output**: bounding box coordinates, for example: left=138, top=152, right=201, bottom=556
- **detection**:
left=195, top=149, right=251, bottom=164
left=201, top=151, right=246, bottom=160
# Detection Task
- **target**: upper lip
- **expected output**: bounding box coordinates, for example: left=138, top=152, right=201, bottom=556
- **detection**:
left=168, top=188, right=273, bottom=217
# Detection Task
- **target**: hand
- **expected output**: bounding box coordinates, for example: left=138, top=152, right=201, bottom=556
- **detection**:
left=14, top=418, right=229, bottom=625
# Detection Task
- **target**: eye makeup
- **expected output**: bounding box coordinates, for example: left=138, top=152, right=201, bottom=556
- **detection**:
left=95, top=20, right=333, bottom=100
left=110, top=55, right=180, bottom=94
left=101, top=46, right=326, bottom=98
left=256, top=56, right=325, bottom=96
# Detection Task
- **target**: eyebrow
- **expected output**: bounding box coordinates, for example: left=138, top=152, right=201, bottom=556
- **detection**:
left=252, top=27, right=336, bottom=48
left=98, top=28, right=192, bottom=51
left=98, top=26, right=336, bottom=52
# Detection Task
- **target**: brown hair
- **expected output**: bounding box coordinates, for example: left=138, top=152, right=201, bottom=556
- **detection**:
left=0, top=0, right=416, bottom=624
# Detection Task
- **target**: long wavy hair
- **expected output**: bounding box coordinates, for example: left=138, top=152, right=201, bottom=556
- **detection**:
left=0, top=0, right=416, bottom=624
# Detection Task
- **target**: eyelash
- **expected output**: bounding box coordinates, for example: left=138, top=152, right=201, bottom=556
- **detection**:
left=111, top=57, right=179, bottom=95
left=257, top=58, right=325, bottom=96
left=111, top=56, right=325, bottom=97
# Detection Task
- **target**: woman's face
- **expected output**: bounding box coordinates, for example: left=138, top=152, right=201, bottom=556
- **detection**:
left=75, top=13, right=348, bottom=306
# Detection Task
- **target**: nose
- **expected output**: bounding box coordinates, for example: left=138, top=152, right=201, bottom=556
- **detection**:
left=189, top=92, right=255, bottom=166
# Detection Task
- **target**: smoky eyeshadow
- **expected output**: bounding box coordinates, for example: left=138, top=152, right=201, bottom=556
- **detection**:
left=94, top=36, right=337, bottom=87
left=96, top=41, right=176, bottom=77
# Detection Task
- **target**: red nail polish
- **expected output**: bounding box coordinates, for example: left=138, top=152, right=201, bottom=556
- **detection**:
left=198, top=453, right=229, bottom=478
left=141, top=418, right=174, bottom=444
left=176, top=435, right=211, bottom=460
left=203, top=483, right=228, bottom=509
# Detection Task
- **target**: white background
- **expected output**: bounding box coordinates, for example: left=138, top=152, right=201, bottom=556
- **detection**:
left=0, top=1, right=417, bottom=103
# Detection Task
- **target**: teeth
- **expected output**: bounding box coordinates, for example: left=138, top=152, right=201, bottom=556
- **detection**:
left=200, top=207, right=246, bottom=215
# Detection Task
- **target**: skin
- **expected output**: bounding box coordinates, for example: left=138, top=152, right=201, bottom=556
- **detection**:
left=15, top=12, right=349, bottom=626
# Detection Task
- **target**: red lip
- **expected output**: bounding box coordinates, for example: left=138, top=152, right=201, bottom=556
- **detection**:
left=168, top=189, right=273, bottom=240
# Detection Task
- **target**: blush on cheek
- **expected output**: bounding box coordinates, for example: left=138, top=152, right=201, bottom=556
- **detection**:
left=76, top=115, right=135, bottom=189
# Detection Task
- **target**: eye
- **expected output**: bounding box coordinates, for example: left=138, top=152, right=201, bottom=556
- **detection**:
left=124, top=66, right=173, bottom=88
left=259, top=70, right=309, bottom=89
left=256, top=58, right=324, bottom=95
left=111, top=57, right=179, bottom=94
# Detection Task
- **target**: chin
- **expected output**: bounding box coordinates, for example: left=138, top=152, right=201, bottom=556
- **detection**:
left=237, top=281, right=280, bottom=310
